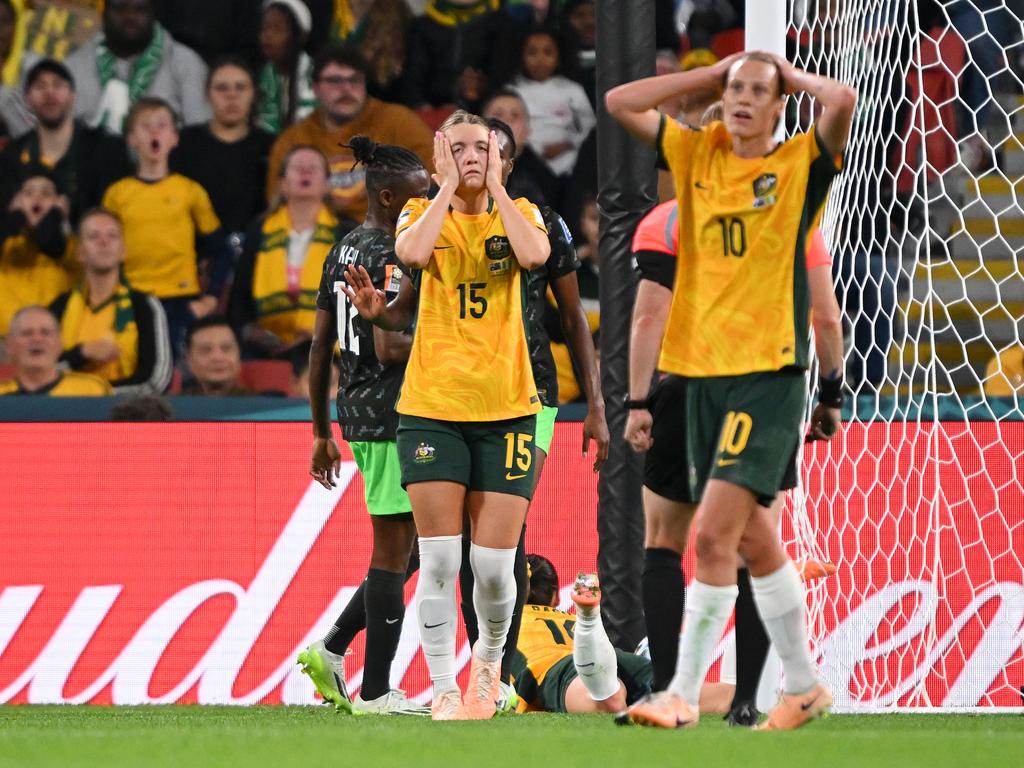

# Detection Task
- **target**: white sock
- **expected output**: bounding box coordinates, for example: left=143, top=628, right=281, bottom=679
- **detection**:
left=469, top=543, right=517, bottom=663
left=573, top=604, right=621, bottom=702
left=416, top=535, right=462, bottom=695
left=751, top=562, right=818, bottom=694
left=667, top=580, right=738, bottom=707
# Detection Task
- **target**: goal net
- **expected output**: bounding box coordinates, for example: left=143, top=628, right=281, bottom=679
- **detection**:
left=785, top=0, right=1024, bottom=711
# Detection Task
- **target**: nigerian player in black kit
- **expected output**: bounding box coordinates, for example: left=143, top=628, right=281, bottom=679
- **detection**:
left=299, top=136, right=431, bottom=716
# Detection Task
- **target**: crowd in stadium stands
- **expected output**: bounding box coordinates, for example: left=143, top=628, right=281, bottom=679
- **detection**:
left=0, top=0, right=1020, bottom=399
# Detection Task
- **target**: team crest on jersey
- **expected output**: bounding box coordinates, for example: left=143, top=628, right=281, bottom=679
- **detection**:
left=413, top=442, right=436, bottom=464
left=752, top=173, right=778, bottom=208
left=485, top=236, right=512, bottom=260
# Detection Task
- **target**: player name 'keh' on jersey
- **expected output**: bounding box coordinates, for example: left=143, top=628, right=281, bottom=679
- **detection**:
left=658, top=118, right=840, bottom=377
left=395, top=196, right=545, bottom=422
left=316, top=226, right=407, bottom=442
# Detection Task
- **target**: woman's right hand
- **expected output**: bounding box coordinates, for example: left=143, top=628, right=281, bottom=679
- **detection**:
left=432, top=131, right=460, bottom=189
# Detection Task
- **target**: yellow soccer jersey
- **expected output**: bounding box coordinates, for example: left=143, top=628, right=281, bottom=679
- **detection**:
left=395, top=196, right=545, bottom=422
left=0, top=372, right=112, bottom=396
left=509, top=604, right=576, bottom=711
left=658, top=118, right=840, bottom=377
left=102, top=174, right=221, bottom=298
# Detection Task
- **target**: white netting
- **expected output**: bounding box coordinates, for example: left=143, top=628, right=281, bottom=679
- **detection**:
left=786, top=0, right=1024, bottom=711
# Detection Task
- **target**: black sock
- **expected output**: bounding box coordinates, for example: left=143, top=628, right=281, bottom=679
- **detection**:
left=360, top=568, right=407, bottom=701
left=323, top=547, right=420, bottom=657
left=642, top=547, right=684, bottom=692
left=731, top=567, right=770, bottom=709
left=459, top=534, right=479, bottom=646
left=499, top=527, right=528, bottom=684
left=324, top=581, right=366, bottom=656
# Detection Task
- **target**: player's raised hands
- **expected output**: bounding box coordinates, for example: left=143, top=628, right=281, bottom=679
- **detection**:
left=485, top=130, right=504, bottom=195
left=310, top=437, right=342, bottom=489
left=342, top=264, right=387, bottom=320
left=432, top=131, right=460, bottom=189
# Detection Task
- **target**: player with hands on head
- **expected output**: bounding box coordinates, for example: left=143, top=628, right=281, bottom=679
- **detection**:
left=607, top=50, right=855, bottom=731
left=352, top=110, right=548, bottom=721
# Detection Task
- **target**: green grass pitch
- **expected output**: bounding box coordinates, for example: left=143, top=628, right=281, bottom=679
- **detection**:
left=1, top=706, right=1021, bottom=768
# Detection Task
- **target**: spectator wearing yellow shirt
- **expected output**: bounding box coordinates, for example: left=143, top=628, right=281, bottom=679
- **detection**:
left=50, top=208, right=173, bottom=395
left=102, top=97, right=229, bottom=356
left=0, top=306, right=110, bottom=396
left=0, top=167, right=78, bottom=339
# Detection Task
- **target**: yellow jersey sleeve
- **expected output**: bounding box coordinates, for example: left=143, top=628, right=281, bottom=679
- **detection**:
left=513, top=197, right=547, bottom=232
left=396, top=197, right=429, bottom=237
left=188, top=180, right=221, bottom=236
left=658, top=115, right=702, bottom=186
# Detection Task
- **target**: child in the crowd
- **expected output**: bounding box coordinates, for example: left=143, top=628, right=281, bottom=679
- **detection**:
left=102, top=98, right=228, bottom=357
left=511, top=26, right=595, bottom=177
left=0, top=167, right=77, bottom=340
left=257, top=0, right=316, bottom=134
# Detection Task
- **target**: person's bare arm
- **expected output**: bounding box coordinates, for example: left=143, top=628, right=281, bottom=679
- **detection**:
left=395, top=132, right=458, bottom=269
left=624, top=278, right=672, bottom=452
left=309, top=309, right=342, bottom=488
left=807, top=262, right=845, bottom=441
left=550, top=271, right=608, bottom=471
left=772, top=54, right=857, bottom=159
left=486, top=135, right=549, bottom=268
left=605, top=54, right=739, bottom=144
left=373, top=326, right=412, bottom=365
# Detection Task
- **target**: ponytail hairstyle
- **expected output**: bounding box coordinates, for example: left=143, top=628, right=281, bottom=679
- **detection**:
left=344, top=135, right=425, bottom=196
left=525, top=553, right=560, bottom=607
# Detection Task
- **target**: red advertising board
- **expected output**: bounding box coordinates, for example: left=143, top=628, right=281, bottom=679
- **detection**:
left=0, top=422, right=1021, bottom=709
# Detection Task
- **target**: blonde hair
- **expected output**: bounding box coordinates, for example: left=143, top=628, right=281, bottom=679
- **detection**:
left=701, top=100, right=724, bottom=125
left=439, top=109, right=489, bottom=135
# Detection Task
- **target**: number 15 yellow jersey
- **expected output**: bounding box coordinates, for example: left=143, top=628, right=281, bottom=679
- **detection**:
left=395, top=196, right=545, bottom=422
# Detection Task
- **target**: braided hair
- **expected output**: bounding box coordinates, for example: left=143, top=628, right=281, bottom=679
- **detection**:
left=486, top=117, right=516, bottom=158
left=526, top=553, right=560, bottom=607
left=345, top=135, right=425, bottom=197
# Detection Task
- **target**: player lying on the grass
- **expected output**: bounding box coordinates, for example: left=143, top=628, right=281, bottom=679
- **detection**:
left=512, top=554, right=836, bottom=717
left=346, top=110, right=549, bottom=720
left=302, top=137, right=431, bottom=716
left=510, top=555, right=651, bottom=714
left=608, top=51, right=855, bottom=730
left=455, top=116, right=610, bottom=710
left=629, top=189, right=842, bottom=725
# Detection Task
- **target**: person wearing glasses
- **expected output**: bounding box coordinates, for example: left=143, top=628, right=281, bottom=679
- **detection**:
left=265, top=46, right=434, bottom=224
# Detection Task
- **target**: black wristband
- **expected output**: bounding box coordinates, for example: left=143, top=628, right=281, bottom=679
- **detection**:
left=818, top=375, right=844, bottom=408
left=623, top=393, right=651, bottom=410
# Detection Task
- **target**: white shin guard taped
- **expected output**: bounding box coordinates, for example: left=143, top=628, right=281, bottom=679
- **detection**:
left=469, top=543, right=517, bottom=663
left=416, top=535, right=462, bottom=693
left=573, top=608, right=621, bottom=702
left=751, top=562, right=818, bottom=695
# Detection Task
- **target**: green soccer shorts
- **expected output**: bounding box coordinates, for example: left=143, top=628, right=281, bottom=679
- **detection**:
left=396, top=414, right=538, bottom=500
left=350, top=440, right=412, bottom=516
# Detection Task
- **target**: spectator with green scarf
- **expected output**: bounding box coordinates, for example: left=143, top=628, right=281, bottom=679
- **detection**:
left=63, top=0, right=210, bottom=135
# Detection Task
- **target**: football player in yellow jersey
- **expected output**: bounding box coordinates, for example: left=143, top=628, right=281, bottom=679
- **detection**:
left=511, top=555, right=652, bottom=715
left=345, top=110, right=549, bottom=721
left=607, top=52, right=855, bottom=731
